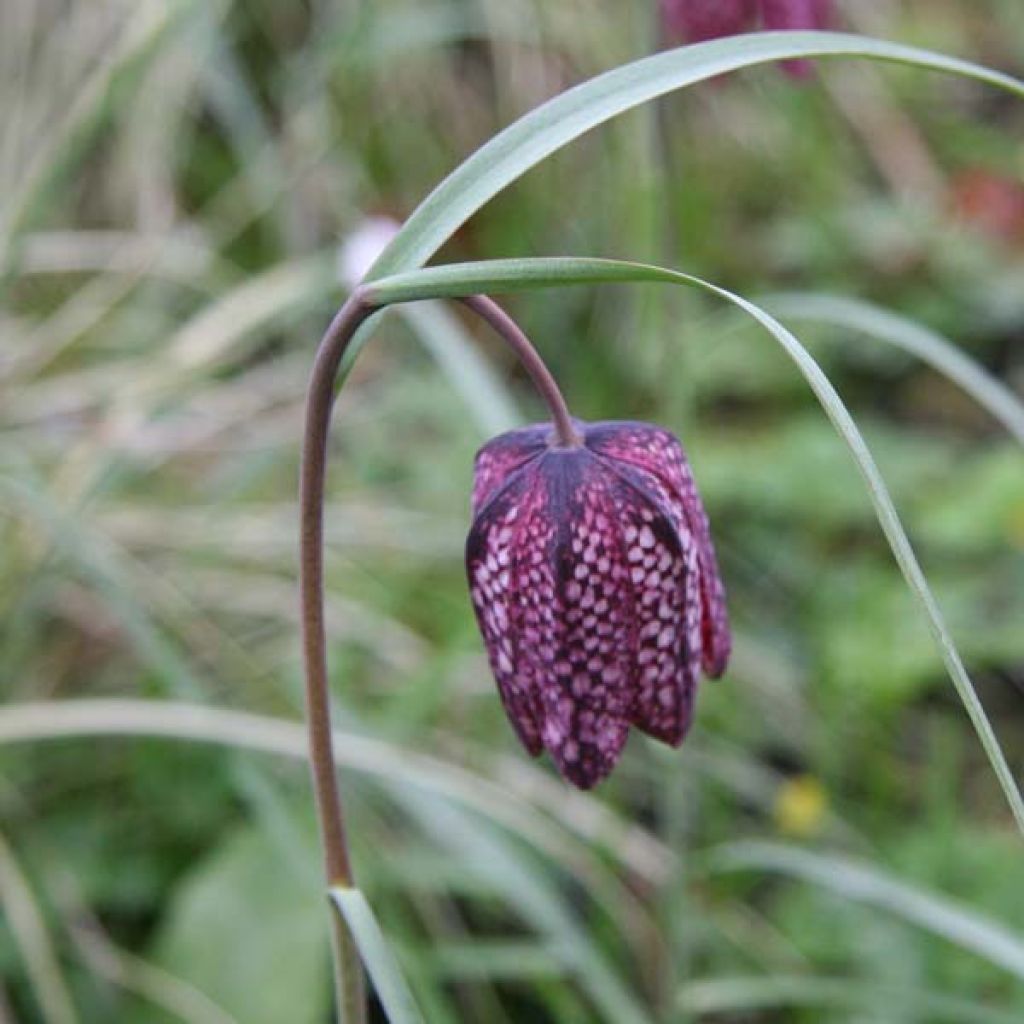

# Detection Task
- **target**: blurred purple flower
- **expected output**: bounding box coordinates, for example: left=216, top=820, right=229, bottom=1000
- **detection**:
left=466, top=420, right=730, bottom=789
left=761, top=0, right=833, bottom=76
left=662, top=0, right=757, bottom=43
left=662, top=0, right=833, bottom=78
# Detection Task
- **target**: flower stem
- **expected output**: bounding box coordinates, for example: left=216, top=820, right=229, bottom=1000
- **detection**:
left=299, top=288, right=576, bottom=1022
left=301, top=292, right=374, bottom=892
left=300, top=291, right=373, bottom=1024
left=459, top=295, right=581, bottom=447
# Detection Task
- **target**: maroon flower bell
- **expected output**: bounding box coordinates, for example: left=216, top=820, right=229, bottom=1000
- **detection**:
left=466, top=420, right=730, bottom=789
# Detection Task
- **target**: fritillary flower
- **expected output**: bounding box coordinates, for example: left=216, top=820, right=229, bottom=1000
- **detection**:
left=466, top=420, right=730, bottom=788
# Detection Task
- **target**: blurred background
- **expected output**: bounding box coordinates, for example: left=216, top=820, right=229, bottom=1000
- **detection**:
left=2, top=1, right=1023, bottom=1021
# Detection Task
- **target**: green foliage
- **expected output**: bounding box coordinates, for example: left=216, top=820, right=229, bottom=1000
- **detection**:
left=151, top=825, right=328, bottom=1024
left=2, top=1, right=1023, bottom=1021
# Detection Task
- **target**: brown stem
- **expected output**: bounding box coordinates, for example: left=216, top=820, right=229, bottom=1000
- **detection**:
left=300, top=290, right=374, bottom=890
left=299, top=288, right=575, bottom=1020
left=459, top=295, right=581, bottom=447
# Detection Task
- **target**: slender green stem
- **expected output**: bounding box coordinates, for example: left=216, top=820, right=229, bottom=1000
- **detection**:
left=299, top=289, right=575, bottom=1021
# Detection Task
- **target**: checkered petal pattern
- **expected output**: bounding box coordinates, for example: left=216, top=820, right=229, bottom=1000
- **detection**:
left=466, top=420, right=730, bottom=788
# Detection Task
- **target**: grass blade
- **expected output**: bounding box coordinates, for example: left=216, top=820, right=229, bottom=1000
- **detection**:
left=0, top=830, right=79, bottom=1024
left=0, top=699, right=667, bottom=886
left=711, top=841, right=1024, bottom=979
left=329, top=888, right=426, bottom=1024
left=2, top=0, right=206, bottom=259
left=762, top=293, right=1024, bottom=446
left=678, top=974, right=1024, bottom=1023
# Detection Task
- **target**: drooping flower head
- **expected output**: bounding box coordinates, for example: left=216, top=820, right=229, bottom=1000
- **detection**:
left=466, top=420, right=730, bottom=789
left=661, top=0, right=833, bottom=77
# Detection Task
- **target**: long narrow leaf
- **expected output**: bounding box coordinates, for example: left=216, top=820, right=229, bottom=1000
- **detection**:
left=359, top=256, right=1024, bottom=833
left=0, top=831, right=80, bottom=1024
left=711, top=841, right=1024, bottom=979
left=762, top=293, right=1024, bottom=446
left=329, top=888, right=426, bottom=1024
left=0, top=699, right=668, bottom=885
left=364, top=32, right=1024, bottom=279
left=678, top=974, right=1023, bottom=1023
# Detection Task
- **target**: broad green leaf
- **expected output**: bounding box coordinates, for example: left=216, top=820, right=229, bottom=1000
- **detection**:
left=359, top=255, right=1024, bottom=833
left=813, top=564, right=1024, bottom=707
left=364, top=32, right=1024, bottom=279
left=152, top=825, right=328, bottom=1024
left=697, top=414, right=949, bottom=533
left=329, top=887, right=426, bottom=1024
left=918, top=448, right=1024, bottom=553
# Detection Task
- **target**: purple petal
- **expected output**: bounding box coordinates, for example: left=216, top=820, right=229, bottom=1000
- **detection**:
left=586, top=422, right=731, bottom=678
left=604, top=465, right=699, bottom=747
left=533, top=452, right=635, bottom=786
left=471, top=424, right=549, bottom=514
left=466, top=469, right=546, bottom=755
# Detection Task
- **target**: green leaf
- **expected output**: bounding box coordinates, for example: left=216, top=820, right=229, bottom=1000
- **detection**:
left=329, top=887, right=426, bottom=1024
left=364, top=32, right=1024, bottom=280
left=678, top=974, right=1023, bottom=1023
left=761, top=293, right=1024, bottom=447
left=710, top=841, right=1024, bottom=980
left=360, top=255, right=1024, bottom=833
left=917, top=447, right=1024, bottom=553
left=0, top=831, right=80, bottom=1024
left=396, top=792, right=655, bottom=1024
left=152, top=825, right=328, bottom=1024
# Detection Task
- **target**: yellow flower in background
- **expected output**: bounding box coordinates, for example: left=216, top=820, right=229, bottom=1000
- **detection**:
left=774, top=775, right=828, bottom=837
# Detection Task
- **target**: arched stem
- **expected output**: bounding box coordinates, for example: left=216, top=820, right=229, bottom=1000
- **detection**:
left=298, top=289, right=574, bottom=1021
left=459, top=295, right=581, bottom=447
left=300, top=291, right=375, bottom=890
